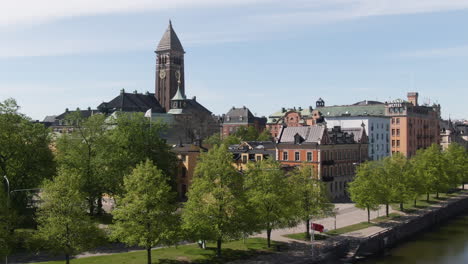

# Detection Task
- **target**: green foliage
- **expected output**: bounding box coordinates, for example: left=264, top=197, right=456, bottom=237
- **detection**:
left=444, top=143, right=467, bottom=187
left=289, top=164, right=333, bottom=236
left=108, top=113, right=177, bottom=194
left=222, top=135, right=241, bottom=145
left=35, top=170, right=102, bottom=263
left=56, top=113, right=113, bottom=215
left=182, top=144, right=247, bottom=256
left=348, top=162, right=380, bottom=221
left=257, top=129, right=272, bottom=141
left=245, top=159, right=295, bottom=247
left=414, top=144, right=451, bottom=197
left=111, top=160, right=179, bottom=264
left=0, top=98, right=55, bottom=214
left=204, top=133, right=222, bottom=146
left=0, top=189, right=14, bottom=257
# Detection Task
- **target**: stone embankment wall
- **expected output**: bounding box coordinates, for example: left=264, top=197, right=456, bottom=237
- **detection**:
left=354, top=191, right=468, bottom=259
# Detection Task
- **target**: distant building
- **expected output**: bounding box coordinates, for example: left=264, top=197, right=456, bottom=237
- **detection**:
left=440, top=119, right=468, bottom=151
left=385, top=92, right=440, bottom=157
left=266, top=106, right=315, bottom=140
left=172, top=143, right=208, bottom=201
left=222, top=106, right=266, bottom=137
left=318, top=100, right=390, bottom=160
left=227, top=141, right=276, bottom=171
left=276, top=125, right=368, bottom=200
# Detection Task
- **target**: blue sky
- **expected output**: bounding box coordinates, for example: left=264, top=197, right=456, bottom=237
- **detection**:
left=0, top=0, right=467, bottom=120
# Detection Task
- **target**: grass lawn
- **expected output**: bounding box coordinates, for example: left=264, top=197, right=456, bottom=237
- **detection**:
left=391, top=190, right=464, bottom=213
left=326, top=221, right=375, bottom=236
left=283, top=232, right=329, bottom=241
left=372, top=213, right=402, bottom=223
left=34, top=238, right=280, bottom=264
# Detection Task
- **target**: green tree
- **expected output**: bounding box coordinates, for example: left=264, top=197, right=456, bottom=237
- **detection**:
left=234, top=126, right=259, bottom=141
left=0, top=188, right=14, bottom=259
left=108, top=113, right=177, bottom=196
left=290, top=164, right=333, bottom=239
left=182, top=144, right=247, bottom=257
left=417, top=144, right=450, bottom=199
left=348, top=162, right=380, bottom=222
left=222, top=134, right=241, bottom=145
left=204, top=133, right=222, bottom=146
left=257, top=129, right=272, bottom=141
left=406, top=157, right=426, bottom=206
left=0, top=98, right=55, bottom=213
left=112, top=160, right=179, bottom=264
left=245, top=159, right=295, bottom=247
left=56, top=112, right=112, bottom=215
left=383, top=153, right=410, bottom=211
left=35, top=170, right=101, bottom=264
left=444, top=143, right=467, bottom=189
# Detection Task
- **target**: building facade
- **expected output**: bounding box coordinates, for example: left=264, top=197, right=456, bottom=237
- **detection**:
left=266, top=106, right=315, bottom=139
left=228, top=141, right=276, bottom=171
left=276, top=125, right=368, bottom=200
left=440, top=119, right=468, bottom=151
left=222, top=107, right=266, bottom=137
left=385, top=92, right=440, bottom=157
left=320, top=101, right=390, bottom=160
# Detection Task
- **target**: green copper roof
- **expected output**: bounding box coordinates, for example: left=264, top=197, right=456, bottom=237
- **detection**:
left=318, top=104, right=386, bottom=117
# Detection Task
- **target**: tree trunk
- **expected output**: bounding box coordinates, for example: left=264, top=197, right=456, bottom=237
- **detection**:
left=385, top=204, right=389, bottom=217
left=216, top=239, right=222, bottom=257
left=367, top=206, right=370, bottom=223
left=436, top=192, right=439, bottom=199
left=414, top=199, right=417, bottom=206
left=89, top=198, right=95, bottom=216
left=97, top=196, right=103, bottom=216
left=65, top=254, right=70, bottom=264
left=427, top=193, right=430, bottom=202
left=147, top=247, right=152, bottom=264
left=400, top=202, right=403, bottom=211
left=267, top=228, right=272, bottom=248
left=463, top=183, right=465, bottom=190
left=306, top=219, right=311, bottom=240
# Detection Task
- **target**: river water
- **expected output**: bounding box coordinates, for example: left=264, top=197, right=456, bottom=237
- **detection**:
left=358, top=211, right=468, bottom=264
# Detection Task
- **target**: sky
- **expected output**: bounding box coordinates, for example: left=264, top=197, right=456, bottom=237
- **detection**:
left=0, top=0, right=467, bottom=120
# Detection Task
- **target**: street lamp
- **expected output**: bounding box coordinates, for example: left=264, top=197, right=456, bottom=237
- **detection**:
left=3, top=175, right=9, bottom=264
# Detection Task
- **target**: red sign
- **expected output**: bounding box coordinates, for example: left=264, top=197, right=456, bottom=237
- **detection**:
left=311, top=223, right=324, bottom=233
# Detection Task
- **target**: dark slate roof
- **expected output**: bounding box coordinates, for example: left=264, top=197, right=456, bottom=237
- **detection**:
left=224, top=107, right=256, bottom=124
left=168, top=97, right=212, bottom=115
left=97, top=91, right=164, bottom=114
left=55, top=109, right=99, bottom=120
left=342, top=127, right=366, bottom=143
left=156, top=21, right=184, bottom=53
left=328, top=126, right=356, bottom=144
left=42, top=115, right=57, bottom=123
left=278, top=126, right=325, bottom=143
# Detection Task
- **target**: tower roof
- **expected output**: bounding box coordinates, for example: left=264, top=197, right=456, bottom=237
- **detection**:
left=156, top=20, right=185, bottom=53
left=171, top=85, right=186, bottom=101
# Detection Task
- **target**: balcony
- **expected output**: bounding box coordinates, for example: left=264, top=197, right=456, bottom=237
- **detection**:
left=322, top=176, right=334, bottom=182
left=321, top=160, right=335, bottom=165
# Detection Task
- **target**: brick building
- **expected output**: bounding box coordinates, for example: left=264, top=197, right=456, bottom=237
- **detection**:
left=277, top=125, right=368, bottom=200
left=228, top=141, right=276, bottom=171
left=222, top=106, right=266, bottom=137
left=266, top=106, right=316, bottom=140
left=385, top=92, right=440, bottom=157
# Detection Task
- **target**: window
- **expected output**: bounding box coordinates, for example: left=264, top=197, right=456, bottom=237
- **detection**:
left=392, top=140, right=395, bottom=147
left=397, top=129, right=400, bottom=136
left=392, top=118, right=395, bottom=124
left=295, top=152, right=300, bottom=161
left=256, top=155, right=262, bottom=161
left=396, top=118, right=400, bottom=124
left=283, top=151, right=288, bottom=160
left=397, top=140, right=400, bottom=147
left=242, top=155, right=247, bottom=164
left=307, top=152, right=312, bottom=161
left=392, top=129, right=395, bottom=136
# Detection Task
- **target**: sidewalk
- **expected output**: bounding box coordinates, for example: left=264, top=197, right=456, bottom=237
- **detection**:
left=254, top=203, right=396, bottom=243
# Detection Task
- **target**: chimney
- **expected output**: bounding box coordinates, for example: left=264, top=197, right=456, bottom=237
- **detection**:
left=407, top=92, right=419, bottom=106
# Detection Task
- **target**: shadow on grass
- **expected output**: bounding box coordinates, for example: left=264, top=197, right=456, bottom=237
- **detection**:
left=157, top=247, right=276, bottom=264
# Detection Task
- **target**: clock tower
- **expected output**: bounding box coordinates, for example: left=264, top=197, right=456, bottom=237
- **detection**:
left=155, top=20, right=185, bottom=112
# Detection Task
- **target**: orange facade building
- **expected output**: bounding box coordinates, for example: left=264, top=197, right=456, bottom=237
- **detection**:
left=386, top=92, right=440, bottom=157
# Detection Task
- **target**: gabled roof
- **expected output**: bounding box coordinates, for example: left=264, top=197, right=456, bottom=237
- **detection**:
left=278, top=126, right=326, bottom=144
left=55, top=109, right=99, bottom=120
left=342, top=127, right=367, bottom=143
left=156, top=21, right=185, bottom=53
left=98, top=91, right=164, bottom=114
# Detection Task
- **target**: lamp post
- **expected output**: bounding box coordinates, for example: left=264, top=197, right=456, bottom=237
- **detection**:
left=3, top=175, right=9, bottom=264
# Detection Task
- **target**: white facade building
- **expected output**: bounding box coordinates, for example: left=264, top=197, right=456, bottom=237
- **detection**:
left=325, top=117, right=390, bottom=160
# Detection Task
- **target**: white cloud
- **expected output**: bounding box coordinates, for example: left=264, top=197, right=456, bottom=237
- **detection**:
left=398, top=45, right=468, bottom=58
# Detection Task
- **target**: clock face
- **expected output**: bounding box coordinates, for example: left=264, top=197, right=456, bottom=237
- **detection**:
left=159, top=69, right=166, bottom=79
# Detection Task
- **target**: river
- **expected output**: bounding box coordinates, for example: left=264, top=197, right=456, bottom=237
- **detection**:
left=358, top=211, right=468, bottom=264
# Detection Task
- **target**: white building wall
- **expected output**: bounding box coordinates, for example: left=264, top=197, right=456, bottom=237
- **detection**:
left=325, top=116, right=391, bottom=160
